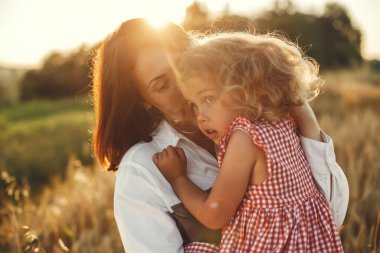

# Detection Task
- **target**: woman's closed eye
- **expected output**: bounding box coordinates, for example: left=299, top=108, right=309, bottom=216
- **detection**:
left=155, top=81, right=169, bottom=92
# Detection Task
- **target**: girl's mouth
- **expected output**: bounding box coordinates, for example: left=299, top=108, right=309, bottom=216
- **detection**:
left=204, top=129, right=217, bottom=138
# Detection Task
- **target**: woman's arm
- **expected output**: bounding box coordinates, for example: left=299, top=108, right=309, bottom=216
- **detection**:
left=301, top=133, right=349, bottom=226
left=114, top=163, right=184, bottom=253
left=291, top=102, right=349, bottom=226
left=290, top=102, right=323, bottom=141
left=154, top=131, right=256, bottom=230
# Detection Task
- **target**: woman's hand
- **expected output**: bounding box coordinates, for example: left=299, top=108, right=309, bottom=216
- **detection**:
left=290, top=102, right=323, bottom=142
left=153, top=145, right=187, bottom=184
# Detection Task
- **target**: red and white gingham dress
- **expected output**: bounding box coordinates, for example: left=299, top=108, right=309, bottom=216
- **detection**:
left=185, top=116, right=343, bottom=253
left=184, top=242, right=220, bottom=253
left=218, top=117, right=343, bottom=253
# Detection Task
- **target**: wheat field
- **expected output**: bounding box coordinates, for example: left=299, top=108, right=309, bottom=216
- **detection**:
left=1, top=69, right=379, bottom=252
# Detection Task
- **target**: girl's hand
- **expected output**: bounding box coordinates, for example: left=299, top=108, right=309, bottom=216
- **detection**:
left=290, top=102, right=323, bottom=141
left=153, top=145, right=187, bottom=184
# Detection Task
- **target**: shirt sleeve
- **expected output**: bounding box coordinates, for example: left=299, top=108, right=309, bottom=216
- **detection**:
left=300, top=131, right=349, bottom=227
left=114, top=162, right=184, bottom=253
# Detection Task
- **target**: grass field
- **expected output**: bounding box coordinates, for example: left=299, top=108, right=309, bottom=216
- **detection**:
left=0, top=97, right=94, bottom=193
left=0, top=69, right=379, bottom=252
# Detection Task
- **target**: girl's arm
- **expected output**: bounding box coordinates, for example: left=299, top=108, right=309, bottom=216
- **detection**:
left=154, top=131, right=257, bottom=230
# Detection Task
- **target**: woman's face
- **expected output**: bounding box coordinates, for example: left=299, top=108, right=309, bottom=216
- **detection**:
left=134, top=48, right=187, bottom=120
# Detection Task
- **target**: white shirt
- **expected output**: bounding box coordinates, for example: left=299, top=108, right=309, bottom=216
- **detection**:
left=114, top=120, right=349, bottom=253
left=301, top=131, right=349, bottom=227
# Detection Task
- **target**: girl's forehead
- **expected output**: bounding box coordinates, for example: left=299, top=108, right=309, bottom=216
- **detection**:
left=180, top=78, right=221, bottom=97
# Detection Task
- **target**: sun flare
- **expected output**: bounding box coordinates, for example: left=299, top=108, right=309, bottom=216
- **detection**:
left=145, top=16, right=173, bottom=29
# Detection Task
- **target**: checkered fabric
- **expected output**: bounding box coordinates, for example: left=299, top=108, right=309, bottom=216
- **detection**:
left=184, top=242, right=219, bottom=253
left=216, top=116, right=343, bottom=252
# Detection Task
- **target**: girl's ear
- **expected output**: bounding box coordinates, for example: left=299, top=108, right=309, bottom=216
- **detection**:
left=220, top=86, right=246, bottom=110
left=236, top=87, right=246, bottom=100
left=230, top=86, right=246, bottom=103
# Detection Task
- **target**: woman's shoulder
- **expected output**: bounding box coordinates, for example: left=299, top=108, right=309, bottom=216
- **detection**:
left=120, top=119, right=188, bottom=165
left=116, top=141, right=165, bottom=186
left=120, top=141, right=160, bottom=166
left=115, top=121, right=178, bottom=183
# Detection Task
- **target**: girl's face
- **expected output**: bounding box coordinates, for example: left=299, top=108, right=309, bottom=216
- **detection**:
left=180, top=77, right=240, bottom=144
left=134, top=48, right=187, bottom=120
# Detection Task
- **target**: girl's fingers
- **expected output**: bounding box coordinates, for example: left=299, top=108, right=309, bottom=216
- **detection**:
left=153, top=153, right=160, bottom=166
left=161, top=148, right=169, bottom=159
left=156, top=146, right=183, bottom=164
left=175, top=147, right=186, bottom=161
left=166, top=145, right=177, bottom=157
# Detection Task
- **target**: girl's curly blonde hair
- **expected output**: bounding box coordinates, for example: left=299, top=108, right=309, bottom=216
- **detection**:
left=176, top=32, right=323, bottom=121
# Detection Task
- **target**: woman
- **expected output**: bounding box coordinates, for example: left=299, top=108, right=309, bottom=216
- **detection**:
left=91, top=18, right=348, bottom=252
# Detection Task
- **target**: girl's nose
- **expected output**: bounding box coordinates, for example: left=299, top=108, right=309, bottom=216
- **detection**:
left=196, top=109, right=208, bottom=123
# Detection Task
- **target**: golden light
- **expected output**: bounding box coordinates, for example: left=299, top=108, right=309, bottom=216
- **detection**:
left=130, top=0, right=186, bottom=28
left=145, top=17, right=173, bottom=29
left=1, top=0, right=379, bottom=67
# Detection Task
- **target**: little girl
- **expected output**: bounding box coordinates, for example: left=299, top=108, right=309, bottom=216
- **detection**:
left=153, top=33, right=343, bottom=252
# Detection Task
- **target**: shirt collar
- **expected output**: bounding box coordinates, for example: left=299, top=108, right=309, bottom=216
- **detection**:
left=152, top=120, right=193, bottom=149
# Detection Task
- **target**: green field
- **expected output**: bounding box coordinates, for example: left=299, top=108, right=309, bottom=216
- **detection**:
left=0, top=97, right=94, bottom=192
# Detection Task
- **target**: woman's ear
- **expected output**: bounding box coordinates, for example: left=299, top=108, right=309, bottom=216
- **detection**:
left=143, top=103, right=152, bottom=110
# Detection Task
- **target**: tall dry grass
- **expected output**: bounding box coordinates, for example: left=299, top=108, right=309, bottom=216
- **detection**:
left=0, top=158, right=123, bottom=253
left=0, top=69, right=379, bottom=252
left=313, top=69, right=380, bottom=252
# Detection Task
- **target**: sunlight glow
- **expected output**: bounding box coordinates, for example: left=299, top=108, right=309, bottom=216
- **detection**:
left=145, top=17, right=172, bottom=29
left=0, top=0, right=379, bottom=67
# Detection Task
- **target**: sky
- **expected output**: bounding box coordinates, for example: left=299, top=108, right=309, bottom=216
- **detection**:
left=0, top=0, right=379, bottom=68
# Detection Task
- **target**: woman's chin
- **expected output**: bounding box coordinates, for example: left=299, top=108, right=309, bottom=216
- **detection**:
left=165, top=109, right=192, bottom=125
left=171, top=104, right=190, bottom=117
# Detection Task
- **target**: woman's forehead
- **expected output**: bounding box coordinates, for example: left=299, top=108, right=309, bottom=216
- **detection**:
left=135, top=48, right=179, bottom=86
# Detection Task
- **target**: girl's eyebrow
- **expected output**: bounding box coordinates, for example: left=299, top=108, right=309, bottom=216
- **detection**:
left=196, top=89, right=214, bottom=97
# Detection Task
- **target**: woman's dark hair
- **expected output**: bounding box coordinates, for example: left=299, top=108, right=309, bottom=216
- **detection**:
left=92, top=18, right=192, bottom=171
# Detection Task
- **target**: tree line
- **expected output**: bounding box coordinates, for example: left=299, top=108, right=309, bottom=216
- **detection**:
left=19, top=1, right=366, bottom=100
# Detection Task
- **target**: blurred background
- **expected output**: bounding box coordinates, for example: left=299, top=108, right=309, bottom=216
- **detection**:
left=0, top=0, right=379, bottom=252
